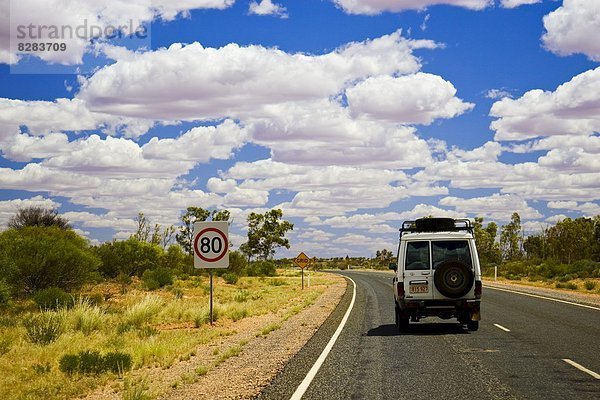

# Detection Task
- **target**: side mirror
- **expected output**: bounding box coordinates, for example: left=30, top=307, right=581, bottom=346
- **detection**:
left=388, top=262, right=397, bottom=271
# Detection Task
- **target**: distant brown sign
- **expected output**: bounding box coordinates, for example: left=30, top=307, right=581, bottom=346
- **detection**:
left=294, top=252, right=310, bottom=269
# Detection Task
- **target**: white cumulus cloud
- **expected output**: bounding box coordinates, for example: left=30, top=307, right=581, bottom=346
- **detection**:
left=542, top=0, right=600, bottom=61
left=490, top=67, right=600, bottom=141
left=77, top=31, right=437, bottom=120
left=346, top=73, right=474, bottom=125
left=249, top=0, right=288, bottom=18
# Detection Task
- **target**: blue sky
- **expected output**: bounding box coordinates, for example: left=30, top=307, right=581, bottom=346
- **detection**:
left=1, top=0, right=599, bottom=257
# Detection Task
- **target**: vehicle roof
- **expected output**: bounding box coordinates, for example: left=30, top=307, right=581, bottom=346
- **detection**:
left=401, top=231, right=474, bottom=241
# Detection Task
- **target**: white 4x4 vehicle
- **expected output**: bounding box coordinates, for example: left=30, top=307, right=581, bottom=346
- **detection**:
left=391, top=218, right=482, bottom=331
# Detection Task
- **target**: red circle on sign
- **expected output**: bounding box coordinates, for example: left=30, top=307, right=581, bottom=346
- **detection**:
left=194, top=227, right=228, bottom=262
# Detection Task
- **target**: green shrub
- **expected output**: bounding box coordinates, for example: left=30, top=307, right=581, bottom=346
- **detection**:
left=245, top=260, right=276, bottom=277
left=59, top=350, right=132, bottom=376
left=0, top=226, right=100, bottom=294
left=160, top=245, right=190, bottom=273
left=59, top=354, right=79, bottom=375
left=103, top=351, right=132, bottom=374
left=78, top=350, right=105, bottom=374
left=228, top=307, right=248, bottom=322
left=228, top=251, right=248, bottom=275
left=142, top=268, right=174, bottom=290
left=142, top=276, right=160, bottom=291
left=33, top=287, right=73, bottom=310
left=94, top=238, right=163, bottom=278
left=555, top=282, right=578, bottom=290
left=557, top=274, right=577, bottom=282
left=584, top=280, right=597, bottom=290
left=23, top=311, right=65, bottom=344
left=222, top=273, right=239, bottom=285
left=268, top=278, right=287, bottom=286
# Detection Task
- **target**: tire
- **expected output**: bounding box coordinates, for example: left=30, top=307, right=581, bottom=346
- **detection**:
left=395, top=306, right=409, bottom=331
left=467, top=320, right=479, bottom=331
left=398, top=317, right=409, bottom=331
left=434, top=261, right=474, bottom=298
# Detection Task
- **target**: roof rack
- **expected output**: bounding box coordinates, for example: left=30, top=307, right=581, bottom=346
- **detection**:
left=400, top=218, right=473, bottom=238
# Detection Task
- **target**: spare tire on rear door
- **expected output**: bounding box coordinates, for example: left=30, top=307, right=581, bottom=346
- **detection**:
left=434, top=261, right=474, bottom=298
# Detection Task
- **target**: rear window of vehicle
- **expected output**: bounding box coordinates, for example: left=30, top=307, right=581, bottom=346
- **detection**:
left=432, top=240, right=471, bottom=269
left=405, top=241, right=430, bottom=270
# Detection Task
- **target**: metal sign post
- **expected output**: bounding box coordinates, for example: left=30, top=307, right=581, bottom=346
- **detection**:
left=193, top=221, right=229, bottom=326
left=209, top=271, right=214, bottom=324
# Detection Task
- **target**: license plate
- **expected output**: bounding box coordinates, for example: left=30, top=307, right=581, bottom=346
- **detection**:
left=410, top=284, right=428, bottom=294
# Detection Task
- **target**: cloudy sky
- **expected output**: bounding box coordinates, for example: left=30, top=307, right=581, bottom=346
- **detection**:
left=1, top=0, right=599, bottom=257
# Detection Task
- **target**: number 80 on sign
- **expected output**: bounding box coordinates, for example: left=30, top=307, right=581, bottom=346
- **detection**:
left=193, top=221, right=229, bottom=269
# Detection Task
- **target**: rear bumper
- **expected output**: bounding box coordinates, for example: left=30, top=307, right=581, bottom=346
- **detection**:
left=397, top=299, right=480, bottom=320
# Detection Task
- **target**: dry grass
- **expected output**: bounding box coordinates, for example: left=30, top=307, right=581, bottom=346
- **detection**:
left=0, top=270, right=337, bottom=400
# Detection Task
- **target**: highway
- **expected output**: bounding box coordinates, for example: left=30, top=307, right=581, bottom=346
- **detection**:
left=258, top=270, right=600, bottom=400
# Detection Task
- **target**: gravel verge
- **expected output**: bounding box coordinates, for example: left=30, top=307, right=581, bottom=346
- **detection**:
left=83, top=274, right=347, bottom=400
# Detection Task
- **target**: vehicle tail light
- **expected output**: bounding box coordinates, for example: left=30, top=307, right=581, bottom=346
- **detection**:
left=397, top=282, right=405, bottom=299
left=474, top=280, right=482, bottom=299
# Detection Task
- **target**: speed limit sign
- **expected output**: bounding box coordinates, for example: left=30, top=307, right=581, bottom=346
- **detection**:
left=193, top=221, right=229, bottom=269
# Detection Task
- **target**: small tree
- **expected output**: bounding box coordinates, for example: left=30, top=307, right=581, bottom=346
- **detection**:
left=473, top=217, right=502, bottom=266
left=228, top=250, right=248, bottom=276
left=176, top=207, right=211, bottom=255
left=8, top=206, right=71, bottom=230
left=160, top=245, right=190, bottom=273
left=132, top=212, right=175, bottom=249
left=0, top=226, right=99, bottom=294
left=243, top=209, right=293, bottom=260
left=500, top=212, right=523, bottom=261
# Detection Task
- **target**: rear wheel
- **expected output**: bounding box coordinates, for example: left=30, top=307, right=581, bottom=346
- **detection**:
left=395, top=306, right=409, bottom=331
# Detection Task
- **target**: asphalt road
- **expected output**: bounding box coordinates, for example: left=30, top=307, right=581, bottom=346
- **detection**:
left=258, top=270, right=600, bottom=400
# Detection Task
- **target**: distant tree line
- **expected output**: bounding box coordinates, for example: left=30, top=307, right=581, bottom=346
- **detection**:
left=475, top=212, right=600, bottom=282
left=474, top=212, right=600, bottom=265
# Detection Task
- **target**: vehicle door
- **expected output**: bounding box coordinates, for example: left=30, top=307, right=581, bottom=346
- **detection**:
left=403, top=240, right=432, bottom=300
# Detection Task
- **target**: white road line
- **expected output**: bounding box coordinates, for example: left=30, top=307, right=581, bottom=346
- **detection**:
left=485, top=285, right=600, bottom=311
left=562, top=359, right=600, bottom=380
left=493, top=323, right=511, bottom=332
left=290, top=276, right=357, bottom=400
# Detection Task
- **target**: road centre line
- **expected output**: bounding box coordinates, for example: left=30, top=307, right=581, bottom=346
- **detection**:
left=289, top=276, right=357, bottom=400
left=493, top=323, right=511, bottom=332
left=562, top=359, right=600, bottom=380
left=485, top=285, right=600, bottom=311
